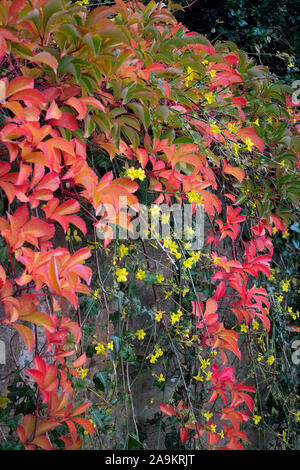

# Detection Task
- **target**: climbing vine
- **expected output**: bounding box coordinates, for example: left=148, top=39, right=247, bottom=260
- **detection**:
left=0, top=0, right=299, bottom=450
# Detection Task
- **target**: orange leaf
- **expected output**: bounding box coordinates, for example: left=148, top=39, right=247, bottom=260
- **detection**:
left=72, top=417, right=95, bottom=435
left=45, top=101, right=62, bottom=120
left=69, top=401, right=91, bottom=418
left=35, top=420, right=60, bottom=437
left=48, top=256, right=61, bottom=295
left=223, top=161, right=245, bottom=183
left=237, top=127, right=264, bottom=153
left=19, top=311, right=55, bottom=332
left=9, top=89, right=47, bottom=107
left=160, top=404, right=177, bottom=417
left=32, top=52, right=58, bottom=73
left=72, top=353, right=87, bottom=368
left=31, top=435, right=54, bottom=450
left=6, top=77, right=33, bottom=98
left=12, top=323, right=34, bottom=352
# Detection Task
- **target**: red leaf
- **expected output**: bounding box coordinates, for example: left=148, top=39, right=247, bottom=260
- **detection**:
left=180, top=427, right=188, bottom=443
left=9, top=89, right=47, bottom=107
left=69, top=401, right=91, bottom=418
left=72, top=353, right=87, bottom=368
left=49, top=113, right=78, bottom=131
left=223, top=161, right=245, bottom=183
left=72, top=417, right=95, bottom=435
left=215, top=281, right=225, bottom=300
left=237, top=127, right=264, bottom=153
left=160, top=404, right=177, bottom=417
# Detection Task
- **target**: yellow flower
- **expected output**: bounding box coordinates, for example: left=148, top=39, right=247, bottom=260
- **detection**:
left=150, top=205, right=161, bottom=217
left=136, top=269, right=146, bottom=280
left=150, top=355, right=158, bottom=364
left=183, top=257, right=194, bottom=269
left=193, top=374, right=204, bottom=382
left=78, top=367, right=88, bottom=379
left=201, top=359, right=210, bottom=370
left=282, top=230, right=289, bottom=239
left=107, top=341, right=114, bottom=351
left=95, top=343, right=106, bottom=355
left=116, top=268, right=128, bottom=282
left=191, top=251, right=200, bottom=262
left=278, top=430, right=287, bottom=442
left=203, top=411, right=213, bottom=422
left=171, top=310, right=182, bottom=325
left=277, top=295, right=283, bottom=303
left=211, top=253, right=221, bottom=265
left=136, top=168, right=146, bottom=181
left=269, top=273, right=275, bottom=281
left=65, top=228, right=71, bottom=242
left=73, top=230, right=82, bottom=242
left=267, top=355, right=275, bottom=366
left=209, top=69, right=217, bottom=78
left=219, top=430, right=224, bottom=438
left=210, top=123, right=221, bottom=135
left=210, top=424, right=216, bottom=433
left=161, top=213, right=170, bottom=224
left=281, top=280, right=290, bottom=292
left=253, top=415, right=262, bottom=425
left=227, top=122, right=239, bottom=133
left=164, top=290, right=173, bottom=299
left=230, top=142, right=240, bottom=156
left=92, top=288, right=99, bottom=300
left=126, top=167, right=146, bottom=181
left=156, top=274, right=164, bottom=284
left=157, top=373, right=165, bottom=383
left=126, top=167, right=138, bottom=180
left=252, top=320, right=259, bottom=330
left=206, top=371, right=212, bottom=381
left=154, top=309, right=163, bottom=322
left=136, top=329, right=146, bottom=340
left=204, top=92, right=215, bottom=104
left=118, top=244, right=128, bottom=260
left=257, top=354, right=263, bottom=362
left=155, top=347, right=163, bottom=357
left=187, top=191, right=202, bottom=203
left=182, top=287, right=189, bottom=297
left=245, top=137, right=254, bottom=152
left=295, top=411, right=300, bottom=422
left=272, top=226, right=277, bottom=235
left=252, top=118, right=260, bottom=127
left=240, top=323, right=248, bottom=333
left=185, top=66, right=195, bottom=87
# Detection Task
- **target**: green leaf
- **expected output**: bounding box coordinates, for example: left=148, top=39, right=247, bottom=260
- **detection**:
left=57, top=55, right=74, bottom=76
left=121, top=126, right=139, bottom=150
left=118, top=114, right=141, bottom=131
left=93, top=371, right=107, bottom=391
left=127, top=102, right=150, bottom=129
left=93, top=112, right=112, bottom=135
left=125, top=433, right=145, bottom=450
